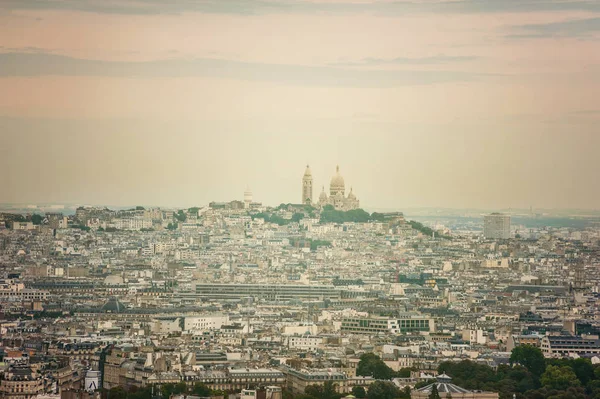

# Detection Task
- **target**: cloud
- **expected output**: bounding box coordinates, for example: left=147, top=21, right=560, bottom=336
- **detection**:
left=509, top=17, right=600, bottom=38
left=0, top=52, right=483, bottom=87
left=331, top=55, right=479, bottom=67
left=571, top=109, right=600, bottom=115
left=2, top=0, right=600, bottom=15
left=0, top=46, right=49, bottom=53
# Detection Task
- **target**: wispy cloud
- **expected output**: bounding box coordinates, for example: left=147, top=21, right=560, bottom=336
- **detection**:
left=2, top=0, right=600, bottom=15
left=0, top=46, right=49, bottom=53
left=510, top=17, right=600, bottom=38
left=331, top=55, right=479, bottom=67
left=0, top=52, right=485, bottom=88
left=571, top=109, right=600, bottom=115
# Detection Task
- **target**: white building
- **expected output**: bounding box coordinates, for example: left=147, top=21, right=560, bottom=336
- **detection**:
left=483, top=213, right=511, bottom=239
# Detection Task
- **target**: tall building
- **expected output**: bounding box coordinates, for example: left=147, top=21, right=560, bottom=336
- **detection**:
left=483, top=213, right=511, bottom=239
left=244, top=186, right=253, bottom=209
left=301, top=165, right=313, bottom=205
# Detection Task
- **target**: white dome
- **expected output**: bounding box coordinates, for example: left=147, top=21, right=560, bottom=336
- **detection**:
left=330, top=165, right=345, bottom=196
left=348, top=187, right=356, bottom=200
left=319, top=186, right=328, bottom=201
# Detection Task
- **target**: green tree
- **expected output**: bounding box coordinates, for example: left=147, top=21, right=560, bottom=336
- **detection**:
left=370, top=212, right=386, bottom=222
left=396, top=367, right=418, bottom=378
left=356, top=353, right=394, bottom=380
left=107, top=386, right=127, bottom=399
left=175, top=210, right=187, bottom=222
left=304, top=381, right=340, bottom=399
left=365, top=381, right=400, bottom=399
left=541, top=365, right=580, bottom=391
left=510, top=345, right=546, bottom=379
left=351, top=386, right=366, bottom=398
left=191, top=382, right=211, bottom=396
left=31, top=214, right=43, bottom=225
left=128, top=385, right=153, bottom=399
left=310, top=240, right=331, bottom=251
left=569, top=358, right=594, bottom=386
left=428, top=384, right=441, bottom=399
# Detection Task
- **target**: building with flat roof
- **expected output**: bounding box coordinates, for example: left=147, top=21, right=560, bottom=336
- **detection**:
left=483, top=213, right=510, bottom=239
left=341, top=314, right=435, bottom=334
left=541, top=335, right=600, bottom=357
left=192, top=283, right=342, bottom=301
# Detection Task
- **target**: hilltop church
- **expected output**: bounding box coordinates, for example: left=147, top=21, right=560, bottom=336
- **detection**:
left=302, top=165, right=360, bottom=211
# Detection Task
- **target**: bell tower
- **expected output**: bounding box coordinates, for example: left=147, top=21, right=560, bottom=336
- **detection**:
left=302, top=165, right=313, bottom=205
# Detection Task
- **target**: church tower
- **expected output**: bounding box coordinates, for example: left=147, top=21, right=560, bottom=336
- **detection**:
left=302, top=165, right=313, bottom=205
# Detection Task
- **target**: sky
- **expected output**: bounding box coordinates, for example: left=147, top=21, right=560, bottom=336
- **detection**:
left=0, top=0, right=599, bottom=210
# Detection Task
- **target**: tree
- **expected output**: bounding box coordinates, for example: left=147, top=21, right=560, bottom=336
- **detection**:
left=370, top=212, right=386, bottom=222
left=356, top=353, right=394, bottom=380
left=541, top=365, right=580, bottom=391
left=107, top=386, right=127, bottom=399
left=396, top=367, right=418, bottom=378
left=365, top=381, right=400, bottom=399
left=166, top=222, right=178, bottom=230
left=304, top=381, right=340, bottom=399
left=192, top=382, right=210, bottom=396
left=570, top=358, right=594, bottom=386
left=510, top=345, right=546, bottom=379
left=428, top=384, right=441, bottom=399
left=438, top=360, right=495, bottom=390
left=175, top=209, right=187, bottom=222
left=31, top=214, right=43, bottom=225
left=351, top=386, right=366, bottom=398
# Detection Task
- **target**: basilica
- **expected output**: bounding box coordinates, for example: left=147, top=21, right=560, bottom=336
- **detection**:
left=302, top=165, right=360, bottom=211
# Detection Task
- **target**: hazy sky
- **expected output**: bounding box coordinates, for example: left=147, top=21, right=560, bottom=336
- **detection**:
left=1, top=0, right=599, bottom=210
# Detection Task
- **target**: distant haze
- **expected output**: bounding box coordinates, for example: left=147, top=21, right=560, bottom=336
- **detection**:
left=1, top=1, right=599, bottom=210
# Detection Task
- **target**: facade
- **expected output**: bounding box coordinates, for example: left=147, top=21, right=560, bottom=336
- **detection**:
left=0, top=366, right=45, bottom=399
left=192, top=283, right=342, bottom=301
left=540, top=335, right=600, bottom=357
left=184, top=315, right=229, bottom=332
left=287, top=335, right=324, bottom=352
left=341, top=315, right=435, bottom=334
left=112, top=218, right=153, bottom=231
left=284, top=368, right=348, bottom=394
left=483, top=213, right=511, bottom=239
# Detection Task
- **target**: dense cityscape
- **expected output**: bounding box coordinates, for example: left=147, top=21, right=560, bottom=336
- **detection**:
left=2, top=0, right=599, bottom=398
left=0, top=166, right=599, bottom=399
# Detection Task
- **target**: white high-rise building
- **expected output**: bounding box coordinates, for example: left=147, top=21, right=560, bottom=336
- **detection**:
left=483, top=213, right=511, bottom=239
left=244, top=187, right=253, bottom=208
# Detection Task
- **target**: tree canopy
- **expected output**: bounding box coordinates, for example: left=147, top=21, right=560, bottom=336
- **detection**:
left=510, top=344, right=546, bottom=379
left=31, top=214, right=43, bottom=225
left=436, top=354, right=600, bottom=399
left=356, top=353, right=395, bottom=380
